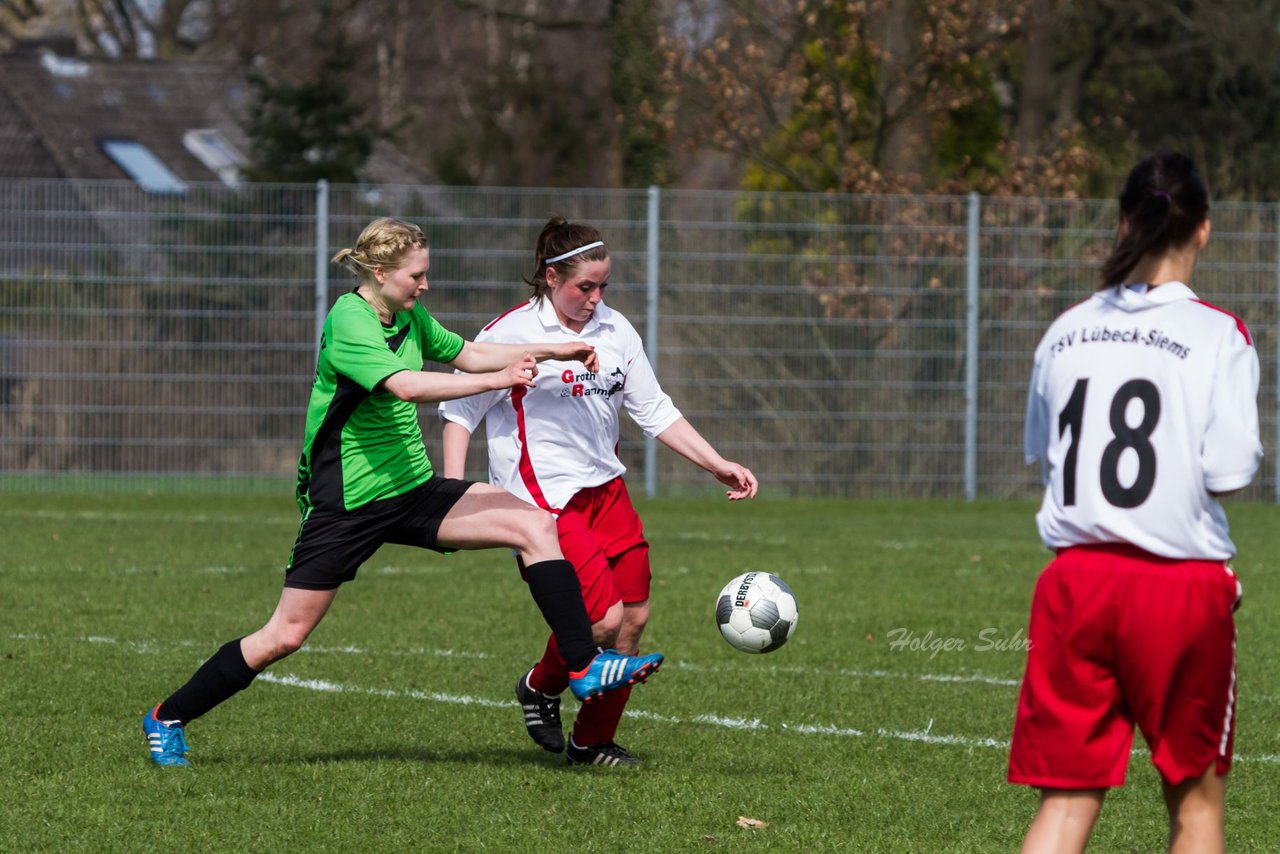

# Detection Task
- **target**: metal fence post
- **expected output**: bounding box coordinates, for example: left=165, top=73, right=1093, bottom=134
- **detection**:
left=1274, top=203, right=1280, bottom=503
left=314, top=179, right=330, bottom=362
left=965, top=192, right=980, bottom=501
left=644, top=185, right=661, bottom=498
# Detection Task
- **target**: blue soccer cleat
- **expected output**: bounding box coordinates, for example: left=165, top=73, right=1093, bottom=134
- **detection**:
left=569, top=649, right=663, bottom=703
left=143, top=704, right=191, bottom=767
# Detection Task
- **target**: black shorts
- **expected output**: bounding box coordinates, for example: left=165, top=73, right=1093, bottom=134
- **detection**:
left=284, top=476, right=473, bottom=590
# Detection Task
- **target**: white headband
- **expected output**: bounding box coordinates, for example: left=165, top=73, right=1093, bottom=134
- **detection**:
left=545, top=240, right=604, bottom=266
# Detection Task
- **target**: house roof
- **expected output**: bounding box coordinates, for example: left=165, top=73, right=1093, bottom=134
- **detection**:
left=0, top=38, right=429, bottom=186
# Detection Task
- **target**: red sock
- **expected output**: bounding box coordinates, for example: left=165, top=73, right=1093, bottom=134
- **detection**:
left=527, top=633, right=571, bottom=695
left=573, top=685, right=631, bottom=745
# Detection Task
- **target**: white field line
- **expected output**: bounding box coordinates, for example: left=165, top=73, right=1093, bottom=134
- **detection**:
left=259, top=671, right=1012, bottom=752
left=259, top=672, right=513, bottom=710
left=670, top=659, right=1021, bottom=687
left=7, top=632, right=489, bottom=660
left=11, top=632, right=1278, bottom=764
left=3, top=508, right=295, bottom=526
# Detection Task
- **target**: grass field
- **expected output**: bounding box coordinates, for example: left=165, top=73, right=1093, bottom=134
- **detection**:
left=3, top=492, right=1278, bottom=852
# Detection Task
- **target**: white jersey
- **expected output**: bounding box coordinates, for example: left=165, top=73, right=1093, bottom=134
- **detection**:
left=439, top=297, right=681, bottom=512
left=1026, top=282, right=1261, bottom=559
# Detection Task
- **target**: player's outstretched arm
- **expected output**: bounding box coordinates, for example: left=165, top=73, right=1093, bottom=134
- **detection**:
left=383, top=355, right=537, bottom=404
left=451, top=340, right=599, bottom=374
left=656, top=418, right=758, bottom=500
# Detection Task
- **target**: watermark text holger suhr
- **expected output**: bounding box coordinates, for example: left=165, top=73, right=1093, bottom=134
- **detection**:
left=885, top=627, right=1031, bottom=659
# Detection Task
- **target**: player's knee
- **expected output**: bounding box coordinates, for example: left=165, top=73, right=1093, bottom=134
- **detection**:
left=266, top=626, right=310, bottom=661
left=592, top=608, right=623, bottom=646
left=624, top=601, right=650, bottom=634
left=517, top=507, right=559, bottom=553
left=612, top=603, right=649, bottom=655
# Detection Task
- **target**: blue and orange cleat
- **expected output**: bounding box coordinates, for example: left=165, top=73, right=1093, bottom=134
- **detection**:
left=143, top=704, right=190, bottom=767
left=568, top=649, right=663, bottom=703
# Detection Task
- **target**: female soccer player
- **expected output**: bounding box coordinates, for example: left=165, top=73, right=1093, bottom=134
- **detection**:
left=142, top=217, right=662, bottom=767
left=439, top=216, right=757, bottom=766
left=1011, top=152, right=1261, bottom=853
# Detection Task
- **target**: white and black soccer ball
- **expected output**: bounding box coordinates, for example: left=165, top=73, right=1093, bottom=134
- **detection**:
left=715, top=571, right=798, bottom=654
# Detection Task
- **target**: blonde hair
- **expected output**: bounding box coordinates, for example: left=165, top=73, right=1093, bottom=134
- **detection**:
left=331, top=217, right=427, bottom=283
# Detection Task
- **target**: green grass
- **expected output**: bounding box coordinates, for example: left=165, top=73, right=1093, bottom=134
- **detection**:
left=2, top=493, right=1278, bottom=852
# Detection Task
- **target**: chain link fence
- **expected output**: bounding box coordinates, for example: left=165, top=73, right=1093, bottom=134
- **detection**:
left=1, top=179, right=1276, bottom=499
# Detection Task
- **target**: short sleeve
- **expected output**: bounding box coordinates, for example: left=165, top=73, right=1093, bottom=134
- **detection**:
left=326, top=303, right=409, bottom=392
left=621, top=345, right=682, bottom=437
left=1202, top=325, right=1262, bottom=492
left=437, top=316, right=501, bottom=431
left=415, top=305, right=465, bottom=364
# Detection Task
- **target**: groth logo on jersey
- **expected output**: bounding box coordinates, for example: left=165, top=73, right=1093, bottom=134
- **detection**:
left=557, top=366, right=622, bottom=399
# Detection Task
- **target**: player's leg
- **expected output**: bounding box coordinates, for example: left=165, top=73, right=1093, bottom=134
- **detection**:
left=589, top=479, right=652, bottom=660
left=143, top=587, right=338, bottom=767
left=1019, top=789, right=1105, bottom=854
left=518, top=507, right=621, bottom=754
left=143, top=502, right=377, bottom=767
left=435, top=481, right=597, bottom=673
left=568, top=602, right=646, bottom=767
left=1117, top=559, right=1238, bottom=854
left=1009, top=549, right=1134, bottom=843
left=433, top=480, right=564, bottom=560
left=564, top=597, right=634, bottom=765
left=239, top=586, right=340, bottom=669
left=520, top=601, right=622, bottom=754
left=1163, top=765, right=1226, bottom=854
left=567, top=512, right=652, bottom=767
left=528, top=601, right=623, bottom=696
left=430, top=480, right=661, bottom=699
left=616, top=599, right=650, bottom=656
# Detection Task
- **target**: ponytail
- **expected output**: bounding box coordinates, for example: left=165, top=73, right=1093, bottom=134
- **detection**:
left=1100, top=151, right=1208, bottom=287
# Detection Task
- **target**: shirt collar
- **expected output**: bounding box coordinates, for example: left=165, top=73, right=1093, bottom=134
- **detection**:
left=533, top=295, right=612, bottom=335
left=1098, top=281, right=1198, bottom=309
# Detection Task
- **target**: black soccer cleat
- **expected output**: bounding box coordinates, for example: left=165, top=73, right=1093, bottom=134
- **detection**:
left=566, top=739, right=643, bottom=767
left=515, top=669, right=565, bottom=753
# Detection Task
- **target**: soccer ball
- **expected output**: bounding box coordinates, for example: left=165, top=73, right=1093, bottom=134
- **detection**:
left=715, top=571, right=798, bottom=653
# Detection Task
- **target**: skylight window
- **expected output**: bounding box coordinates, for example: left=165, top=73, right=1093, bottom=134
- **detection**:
left=183, top=129, right=246, bottom=187
left=99, top=139, right=188, bottom=195
left=40, top=48, right=89, bottom=78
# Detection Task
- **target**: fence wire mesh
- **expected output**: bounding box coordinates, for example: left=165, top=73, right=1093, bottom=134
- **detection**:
left=1, top=179, right=1275, bottom=499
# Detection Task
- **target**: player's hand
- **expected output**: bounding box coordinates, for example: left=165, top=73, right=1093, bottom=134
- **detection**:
left=498, top=353, right=539, bottom=389
left=548, top=342, right=598, bottom=373
left=716, top=463, right=758, bottom=500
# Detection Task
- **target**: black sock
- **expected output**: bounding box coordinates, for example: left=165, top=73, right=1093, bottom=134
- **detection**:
left=524, top=559, right=597, bottom=671
left=157, top=638, right=259, bottom=725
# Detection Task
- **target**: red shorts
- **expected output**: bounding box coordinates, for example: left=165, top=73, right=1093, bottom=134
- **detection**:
left=520, top=477, right=650, bottom=624
left=1008, top=544, right=1240, bottom=789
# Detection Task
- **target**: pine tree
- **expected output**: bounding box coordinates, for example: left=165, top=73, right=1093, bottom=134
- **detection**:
left=240, top=2, right=380, bottom=184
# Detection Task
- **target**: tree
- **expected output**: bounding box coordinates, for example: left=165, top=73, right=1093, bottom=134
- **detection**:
left=239, top=1, right=382, bottom=184
left=1020, top=0, right=1280, bottom=200
left=662, top=0, right=1096, bottom=197
left=607, top=0, right=673, bottom=186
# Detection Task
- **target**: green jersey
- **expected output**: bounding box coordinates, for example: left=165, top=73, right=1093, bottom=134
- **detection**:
left=296, top=293, right=465, bottom=513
